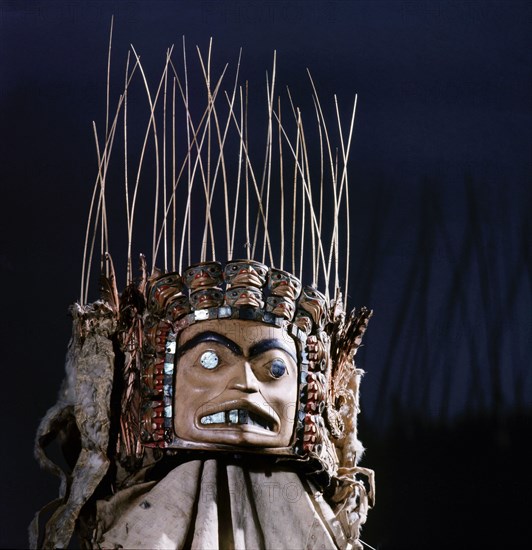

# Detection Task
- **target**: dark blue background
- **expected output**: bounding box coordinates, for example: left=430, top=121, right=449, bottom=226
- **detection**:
left=1, top=1, right=530, bottom=548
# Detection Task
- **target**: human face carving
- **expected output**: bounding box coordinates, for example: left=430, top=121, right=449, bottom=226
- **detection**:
left=147, top=273, right=183, bottom=313
left=173, top=319, right=299, bottom=447
left=189, top=288, right=224, bottom=309
left=266, top=295, right=296, bottom=320
left=183, top=262, right=223, bottom=291
left=166, top=295, right=191, bottom=321
left=224, top=286, right=265, bottom=308
left=224, top=260, right=268, bottom=288
left=298, top=286, right=327, bottom=328
left=268, top=268, right=302, bottom=301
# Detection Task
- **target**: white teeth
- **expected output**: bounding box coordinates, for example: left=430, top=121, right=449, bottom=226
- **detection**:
left=200, top=408, right=272, bottom=431
left=200, top=412, right=225, bottom=424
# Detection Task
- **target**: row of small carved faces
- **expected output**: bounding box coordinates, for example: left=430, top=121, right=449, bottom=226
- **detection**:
left=146, top=260, right=328, bottom=330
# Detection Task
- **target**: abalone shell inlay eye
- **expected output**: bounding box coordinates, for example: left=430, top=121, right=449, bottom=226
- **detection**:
left=200, top=350, right=219, bottom=370
left=270, top=359, right=287, bottom=379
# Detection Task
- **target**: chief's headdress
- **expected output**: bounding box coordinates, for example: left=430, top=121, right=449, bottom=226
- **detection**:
left=32, top=36, right=374, bottom=549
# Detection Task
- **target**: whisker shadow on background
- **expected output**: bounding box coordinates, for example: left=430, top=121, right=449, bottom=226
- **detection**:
left=359, top=173, right=531, bottom=549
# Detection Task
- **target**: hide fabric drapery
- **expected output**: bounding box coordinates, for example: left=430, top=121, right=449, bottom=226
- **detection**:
left=95, top=457, right=349, bottom=549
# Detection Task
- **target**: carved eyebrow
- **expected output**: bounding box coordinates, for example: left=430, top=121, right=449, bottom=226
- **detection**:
left=248, top=339, right=297, bottom=362
left=176, top=331, right=243, bottom=357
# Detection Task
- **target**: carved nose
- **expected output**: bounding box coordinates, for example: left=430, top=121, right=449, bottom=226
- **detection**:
left=231, top=361, right=259, bottom=393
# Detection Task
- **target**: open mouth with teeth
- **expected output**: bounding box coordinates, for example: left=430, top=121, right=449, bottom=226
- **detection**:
left=199, top=408, right=275, bottom=432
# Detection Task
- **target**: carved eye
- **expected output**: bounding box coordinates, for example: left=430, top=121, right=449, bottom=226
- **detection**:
left=270, top=358, right=287, bottom=379
left=200, top=350, right=219, bottom=370
left=231, top=265, right=238, bottom=271
left=274, top=273, right=282, bottom=279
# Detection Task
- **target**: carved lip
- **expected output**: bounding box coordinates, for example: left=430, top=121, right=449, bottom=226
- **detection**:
left=194, top=272, right=217, bottom=284
left=230, top=271, right=263, bottom=287
left=196, top=399, right=279, bottom=434
left=301, top=300, right=322, bottom=323
left=233, top=293, right=262, bottom=308
left=271, top=282, right=298, bottom=300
